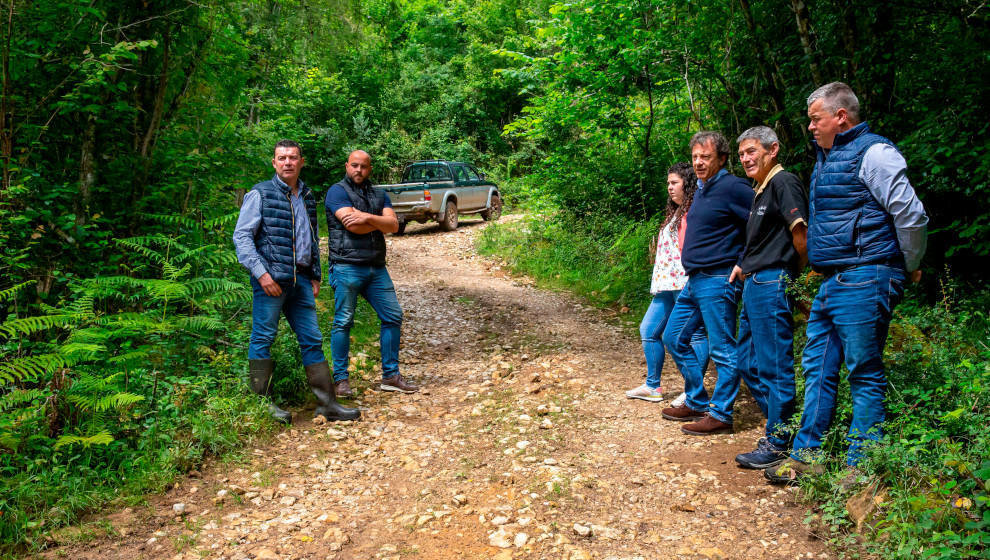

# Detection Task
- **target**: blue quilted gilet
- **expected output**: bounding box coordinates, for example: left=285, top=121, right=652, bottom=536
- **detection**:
left=326, top=176, right=387, bottom=266
left=808, top=122, right=903, bottom=269
left=252, top=176, right=320, bottom=284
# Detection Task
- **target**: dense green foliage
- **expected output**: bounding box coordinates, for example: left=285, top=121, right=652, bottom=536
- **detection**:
left=1, top=0, right=988, bottom=556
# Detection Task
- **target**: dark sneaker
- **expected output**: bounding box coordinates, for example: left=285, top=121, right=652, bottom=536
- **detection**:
left=736, top=437, right=787, bottom=469
left=334, top=379, right=354, bottom=398
left=681, top=414, right=733, bottom=436
left=381, top=374, right=419, bottom=394
left=764, top=459, right=824, bottom=485
left=660, top=403, right=706, bottom=422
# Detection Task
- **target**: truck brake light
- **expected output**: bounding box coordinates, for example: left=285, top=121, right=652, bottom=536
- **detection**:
left=424, top=190, right=431, bottom=201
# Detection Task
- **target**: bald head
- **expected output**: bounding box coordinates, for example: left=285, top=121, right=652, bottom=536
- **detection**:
left=345, top=150, right=373, bottom=185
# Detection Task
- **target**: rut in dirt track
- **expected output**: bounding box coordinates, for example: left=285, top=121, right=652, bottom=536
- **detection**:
left=44, top=217, right=831, bottom=560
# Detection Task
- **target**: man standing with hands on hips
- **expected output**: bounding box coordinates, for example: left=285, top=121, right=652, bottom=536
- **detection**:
left=325, top=150, right=418, bottom=397
left=766, top=82, right=928, bottom=483
left=233, top=140, right=360, bottom=424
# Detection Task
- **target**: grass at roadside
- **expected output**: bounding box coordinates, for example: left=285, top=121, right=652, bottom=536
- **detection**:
left=478, top=212, right=990, bottom=559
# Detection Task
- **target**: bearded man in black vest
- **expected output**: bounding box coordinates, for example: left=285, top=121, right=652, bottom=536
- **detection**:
left=325, top=150, right=418, bottom=397
left=233, top=139, right=360, bottom=424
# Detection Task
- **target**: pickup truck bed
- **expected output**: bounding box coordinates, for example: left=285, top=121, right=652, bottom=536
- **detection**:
left=375, top=161, right=502, bottom=233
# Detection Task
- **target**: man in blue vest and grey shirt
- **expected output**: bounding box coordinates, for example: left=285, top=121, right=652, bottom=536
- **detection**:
left=766, top=82, right=928, bottom=484
left=325, top=150, right=418, bottom=397
left=233, top=140, right=360, bottom=424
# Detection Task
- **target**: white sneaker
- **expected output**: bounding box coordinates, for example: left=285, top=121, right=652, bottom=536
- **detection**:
left=625, top=384, right=663, bottom=402
left=671, top=392, right=687, bottom=407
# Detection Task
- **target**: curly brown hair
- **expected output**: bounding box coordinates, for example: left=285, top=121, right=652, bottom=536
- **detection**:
left=662, top=162, right=699, bottom=231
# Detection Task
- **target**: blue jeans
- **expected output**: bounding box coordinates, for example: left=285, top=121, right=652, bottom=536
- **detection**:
left=729, top=268, right=797, bottom=447
left=329, top=264, right=404, bottom=382
left=793, top=264, right=905, bottom=465
left=640, top=290, right=710, bottom=389
left=249, top=274, right=326, bottom=366
left=662, top=266, right=743, bottom=420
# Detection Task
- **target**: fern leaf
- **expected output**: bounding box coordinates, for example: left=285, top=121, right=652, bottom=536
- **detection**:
left=54, top=431, right=114, bottom=449
left=0, top=353, right=69, bottom=384
left=175, top=315, right=226, bottom=332
left=58, top=342, right=106, bottom=362
left=94, top=392, right=144, bottom=412
left=0, top=280, right=37, bottom=302
left=184, top=278, right=247, bottom=297
left=204, top=211, right=239, bottom=230
left=0, top=314, right=78, bottom=339
left=0, top=388, right=47, bottom=411
left=146, top=213, right=198, bottom=229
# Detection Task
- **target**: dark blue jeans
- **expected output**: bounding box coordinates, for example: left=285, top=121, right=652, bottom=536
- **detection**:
left=725, top=268, right=797, bottom=447
left=792, top=264, right=905, bottom=465
left=662, top=266, right=743, bottom=417
left=329, top=264, right=404, bottom=382
left=249, top=274, right=326, bottom=366
left=640, top=290, right=710, bottom=389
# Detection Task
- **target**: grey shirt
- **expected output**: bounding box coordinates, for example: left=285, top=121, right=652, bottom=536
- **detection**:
left=859, top=144, right=929, bottom=271
left=233, top=176, right=315, bottom=280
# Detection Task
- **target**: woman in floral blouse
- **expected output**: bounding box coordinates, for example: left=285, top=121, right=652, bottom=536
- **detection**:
left=625, top=163, right=710, bottom=402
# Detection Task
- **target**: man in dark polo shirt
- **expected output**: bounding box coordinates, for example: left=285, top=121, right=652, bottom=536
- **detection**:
left=728, top=126, right=809, bottom=469
left=325, top=150, right=419, bottom=397
left=661, top=131, right=754, bottom=435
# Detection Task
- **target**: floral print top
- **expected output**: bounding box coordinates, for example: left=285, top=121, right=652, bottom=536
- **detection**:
left=650, top=220, right=688, bottom=294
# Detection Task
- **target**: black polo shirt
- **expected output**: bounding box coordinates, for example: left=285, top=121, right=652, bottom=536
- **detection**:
left=739, top=167, right=808, bottom=274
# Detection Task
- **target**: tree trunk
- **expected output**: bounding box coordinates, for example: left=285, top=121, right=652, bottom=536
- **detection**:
left=0, top=0, right=13, bottom=193
left=76, top=114, right=96, bottom=226
left=736, top=0, right=793, bottom=146
left=140, top=28, right=170, bottom=158
left=790, top=0, right=824, bottom=85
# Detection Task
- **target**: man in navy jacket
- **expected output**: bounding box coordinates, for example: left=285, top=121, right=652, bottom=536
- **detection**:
left=661, top=131, right=754, bottom=435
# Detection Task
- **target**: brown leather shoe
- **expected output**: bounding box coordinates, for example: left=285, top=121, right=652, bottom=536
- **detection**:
left=681, top=414, right=733, bottom=436
left=334, top=378, right=354, bottom=398
left=660, top=403, right=706, bottom=422
left=381, top=374, right=419, bottom=394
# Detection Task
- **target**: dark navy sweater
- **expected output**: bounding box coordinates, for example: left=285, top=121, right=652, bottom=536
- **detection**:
left=680, top=170, right=755, bottom=274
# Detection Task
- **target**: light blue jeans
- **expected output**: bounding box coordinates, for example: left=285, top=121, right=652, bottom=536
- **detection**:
left=792, top=264, right=905, bottom=465
left=329, top=264, right=404, bottom=382
left=640, top=290, right=709, bottom=389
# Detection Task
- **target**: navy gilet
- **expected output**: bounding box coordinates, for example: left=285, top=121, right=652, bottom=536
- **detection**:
left=325, top=176, right=387, bottom=266
left=251, top=176, right=320, bottom=284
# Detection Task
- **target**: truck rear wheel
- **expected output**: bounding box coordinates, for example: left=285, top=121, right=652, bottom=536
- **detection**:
left=395, top=219, right=407, bottom=235
left=481, top=194, right=502, bottom=221
left=440, top=200, right=458, bottom=231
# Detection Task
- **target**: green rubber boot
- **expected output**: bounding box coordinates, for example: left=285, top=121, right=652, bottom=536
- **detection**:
left=248, top=359, right=292, bottom=424
left=305, top=361, right=361, bottom=422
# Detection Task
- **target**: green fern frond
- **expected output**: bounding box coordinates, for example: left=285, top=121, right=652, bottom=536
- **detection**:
left=115, top=238, right=167, bottom=263
left=162, top=261, right=192, bottom=281
left=174, top=315, right=226, bottom=332
left=184, top=278, right=246, bottom=297
left=108, top=349, right=151, bottom=364
left=204, top=211, right=239, bottom=229
left=196, top=288, right=251, bottom=308
left=146, top=213, right=198, bottom=229
left=144, top=279, right=191, bottom=301
left=0, top=388, right=47, bottom=411
left=94, top=392, right=144, bottom=412
left=0, top=280, right=37, bottom=303
left=58, top=342, right=106, bottom=362
left=0, top=314, right=79, bottom=339
left=0, top=353, right=69, bottom=384
left=54, top=431, right=114, bottom=449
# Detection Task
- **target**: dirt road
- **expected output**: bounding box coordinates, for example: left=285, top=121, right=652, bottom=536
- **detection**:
left=44, top=217, right=829, bottom=560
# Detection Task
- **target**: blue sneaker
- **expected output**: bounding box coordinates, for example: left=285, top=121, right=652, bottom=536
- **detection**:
left=736, top=437, right=787, bottom=469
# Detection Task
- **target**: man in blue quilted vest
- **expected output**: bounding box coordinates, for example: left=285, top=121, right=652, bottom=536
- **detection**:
left=765, top=83, right=928, bottom=484
left=233, top=140, right=360, bottom=424
left=325, top=150, right=418, bottom=397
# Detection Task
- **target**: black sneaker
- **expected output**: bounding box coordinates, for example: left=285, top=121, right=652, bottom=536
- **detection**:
left=736, top=437, right=787, bottom=469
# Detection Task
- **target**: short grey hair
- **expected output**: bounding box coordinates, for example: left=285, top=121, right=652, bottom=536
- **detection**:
left=807, top=82, right=861, bottom=122
left=737, top=126, right=780, bottom=150
left=689, top=131, right=730, bottom=159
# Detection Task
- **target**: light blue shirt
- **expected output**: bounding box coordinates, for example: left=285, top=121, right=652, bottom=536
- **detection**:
left=697, top=167, right=729, bottom=190
left=859, top=144, right=928, bottom=271
left=232, top=176, right=315, bottom=280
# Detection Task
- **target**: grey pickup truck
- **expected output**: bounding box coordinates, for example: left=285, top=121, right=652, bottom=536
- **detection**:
left=375, top=160, right=502, bottom=234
